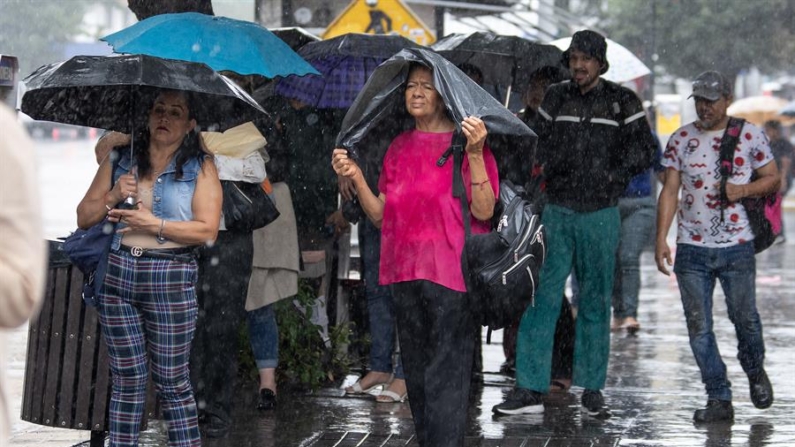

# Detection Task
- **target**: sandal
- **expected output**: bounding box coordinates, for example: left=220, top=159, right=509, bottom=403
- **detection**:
left=345, top=373, right=392, bottom=395
left=376, top=378, right=408, bottom=403
left=376, top=390, right=408, bottom=403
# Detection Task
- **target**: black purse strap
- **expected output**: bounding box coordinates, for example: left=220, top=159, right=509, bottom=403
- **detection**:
left=448, top=131, right=471, bottom=238
left=717, top=117, right=745, bottom=224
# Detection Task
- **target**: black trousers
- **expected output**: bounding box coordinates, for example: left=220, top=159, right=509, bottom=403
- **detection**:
left=392, top=280, right=475, bottom=447
left=190, top=230, right=253, bottom=423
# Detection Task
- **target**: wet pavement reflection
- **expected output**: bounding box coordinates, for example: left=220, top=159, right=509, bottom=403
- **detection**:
left=128, top=241, right=793, bottom=446
left=11, top=140, right=794, bottom=446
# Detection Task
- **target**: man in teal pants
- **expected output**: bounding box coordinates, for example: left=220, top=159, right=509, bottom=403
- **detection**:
left=492, top=30, right=656, bottom=418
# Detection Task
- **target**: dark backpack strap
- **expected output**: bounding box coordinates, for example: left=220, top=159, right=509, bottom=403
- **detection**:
left=718, top=117, right=746, bottom=224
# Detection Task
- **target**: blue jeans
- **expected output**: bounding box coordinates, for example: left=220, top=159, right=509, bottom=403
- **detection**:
left=673, top=243, right=766, bottom=402
left=360, top=219, right=403, bottom=378
left=248, top=304, right=279, bottom=369
left=612, top=196, right=656, bottom=318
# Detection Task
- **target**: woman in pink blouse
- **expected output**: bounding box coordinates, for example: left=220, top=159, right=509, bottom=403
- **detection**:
left=332, top=63, right=499, bottom=447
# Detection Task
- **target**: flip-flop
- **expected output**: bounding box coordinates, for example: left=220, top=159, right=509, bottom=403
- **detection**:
left=345, top=381, right=389, bottom=395
left=376, top=390, right=408, bottom=403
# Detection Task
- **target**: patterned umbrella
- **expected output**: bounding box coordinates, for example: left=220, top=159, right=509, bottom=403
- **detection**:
left=275, top=33, right=423, bottom=109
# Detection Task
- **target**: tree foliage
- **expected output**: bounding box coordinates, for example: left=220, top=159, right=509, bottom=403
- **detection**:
left=0, top=1, right=89, bottom=77
left=128, top=0, right=213, bottom=20
left=601, top=0, right=795, bottom=80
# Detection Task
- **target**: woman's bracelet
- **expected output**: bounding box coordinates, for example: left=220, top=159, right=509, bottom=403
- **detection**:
left=157, top=219, right=166, bottom=242
left=471, top=179, right=490, bottom=190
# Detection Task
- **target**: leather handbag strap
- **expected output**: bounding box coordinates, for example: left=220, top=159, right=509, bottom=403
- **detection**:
left=448, top=131, right=471, bottom=237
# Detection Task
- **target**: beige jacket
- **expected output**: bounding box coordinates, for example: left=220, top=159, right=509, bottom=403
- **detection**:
left=246, top=182, right=300, bottom=311
left=0, top=104, right=46, bottom=445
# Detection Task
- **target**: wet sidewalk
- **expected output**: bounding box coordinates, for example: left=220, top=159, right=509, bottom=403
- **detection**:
left=9, top=228, right=795, bottom=447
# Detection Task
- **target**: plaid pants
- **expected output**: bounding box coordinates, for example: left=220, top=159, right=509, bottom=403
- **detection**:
left=98, top=250, right=200, bottom=447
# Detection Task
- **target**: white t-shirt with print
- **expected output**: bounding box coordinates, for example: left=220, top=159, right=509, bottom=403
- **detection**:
left=662, top=121, right=774, bottom=248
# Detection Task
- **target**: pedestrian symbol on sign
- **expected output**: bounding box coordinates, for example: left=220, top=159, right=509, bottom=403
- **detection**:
left=365, top=0, right=393, bottom=34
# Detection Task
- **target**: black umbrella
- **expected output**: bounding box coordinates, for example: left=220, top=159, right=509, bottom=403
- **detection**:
left=432, top=32, right=564, bottom=96
left=21, top=54, right=266, bottom=133
left=269, top=27, right=321, bottom=51
left=336, top=48, right=536, bottom=185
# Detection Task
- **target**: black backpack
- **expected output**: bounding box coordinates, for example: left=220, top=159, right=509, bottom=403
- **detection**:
left=451, top=145, right=547, bottom=329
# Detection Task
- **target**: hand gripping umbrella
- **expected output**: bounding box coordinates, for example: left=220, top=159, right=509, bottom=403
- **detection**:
left=336, top=48, right=536, bottom=183
left=101, top=12, right=319, bottom=78
left=20, top=54, right=267, bottom=206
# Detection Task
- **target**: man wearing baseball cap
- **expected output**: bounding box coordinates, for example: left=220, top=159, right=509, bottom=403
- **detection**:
left=655, top=70, right=777, bottom=422
left=493, top=30, right=656, bottom=418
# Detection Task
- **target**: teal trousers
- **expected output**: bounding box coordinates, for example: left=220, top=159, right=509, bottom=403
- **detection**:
left=515, top=204, right=620, bottom=392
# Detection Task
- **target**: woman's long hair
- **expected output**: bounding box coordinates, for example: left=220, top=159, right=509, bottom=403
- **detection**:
left=131, top=90, right=207, bottom=179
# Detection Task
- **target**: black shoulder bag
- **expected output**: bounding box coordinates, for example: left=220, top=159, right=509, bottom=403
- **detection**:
left=221, top=180, right=281, bottom=232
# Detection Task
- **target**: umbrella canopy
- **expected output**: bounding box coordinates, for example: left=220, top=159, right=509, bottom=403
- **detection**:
left=432, top=32, right=565, bottom=92
left=781, top=101, right=795, bottom=118
left=550, top=36, right=650, bottom=84
left=727, top=95, right=789, bottom=126
left=20, top=54, right=266, bottom=133
left=269, top=27, right=321, bottom=51
left=336, top=48, right=536, bottom=176
left=275, top=33, right=423, bottom=109
left=101, top=12, right=319, bottom=78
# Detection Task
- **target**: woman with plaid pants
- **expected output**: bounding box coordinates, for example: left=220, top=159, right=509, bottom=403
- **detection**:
left=78, top=90, right=222, bottom=446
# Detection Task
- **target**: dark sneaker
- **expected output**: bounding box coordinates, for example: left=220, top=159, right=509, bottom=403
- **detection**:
left=693, top=399, right=734, bottom=423
left=581, top=389, right=611, bottom=419
left=492, top=388, right=544, bottom=415
left=749, top=369, right=774, bottom=409
left=257, top=388, right=277, bottom=411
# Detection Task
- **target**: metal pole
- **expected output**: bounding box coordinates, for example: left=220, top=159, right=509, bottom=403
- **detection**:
left=434, top=6, right=445, bottom=39
left=281, top=0, right=293, bottom=26
left=648, top=0, right=657, bottom=126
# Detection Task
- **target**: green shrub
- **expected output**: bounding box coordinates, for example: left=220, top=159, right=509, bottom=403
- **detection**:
left=238, top=279, right=355, bottom=391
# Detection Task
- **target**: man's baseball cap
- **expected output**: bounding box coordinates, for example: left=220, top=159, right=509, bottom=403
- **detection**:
left=561, top=30, right=609, bottom=75
left=689, top=71, right=732, bottom=101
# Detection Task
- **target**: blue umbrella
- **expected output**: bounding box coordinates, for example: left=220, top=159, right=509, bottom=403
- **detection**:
left=101, top=12, right=319, bottom=78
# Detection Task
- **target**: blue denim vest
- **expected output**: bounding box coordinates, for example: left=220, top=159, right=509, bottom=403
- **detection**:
left=110, top=153, right=204, bottom=249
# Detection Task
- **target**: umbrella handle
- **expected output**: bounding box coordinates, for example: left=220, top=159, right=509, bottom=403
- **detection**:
left=121, top=86, right=137, bottom=209
left=504, top=85, right=512, bottom=109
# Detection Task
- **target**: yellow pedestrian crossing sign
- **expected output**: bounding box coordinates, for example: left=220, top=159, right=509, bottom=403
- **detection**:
left=323, top=0, right=436, bottom=45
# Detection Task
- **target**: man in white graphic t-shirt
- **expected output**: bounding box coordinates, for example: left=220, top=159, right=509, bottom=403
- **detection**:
left=655, top=71, right=778, bottom=423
